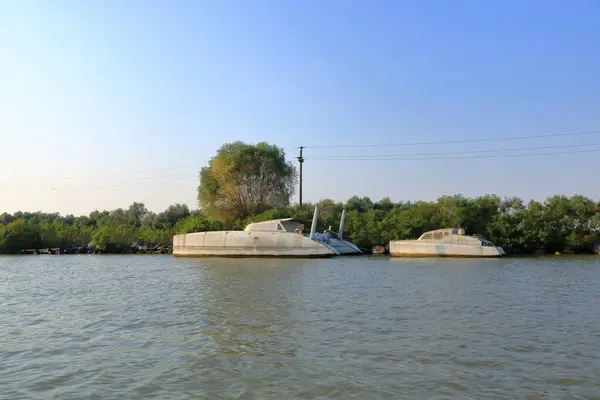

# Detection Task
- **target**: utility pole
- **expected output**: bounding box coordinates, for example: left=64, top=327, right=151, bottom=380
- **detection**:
left=296, top=146, right=304, bottom=206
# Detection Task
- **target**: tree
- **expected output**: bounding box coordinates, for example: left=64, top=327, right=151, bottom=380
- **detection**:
left=0, top=219, right=41, bottom=252
left=1, top=193, right=600, bottom=255
left=127, top=202, right=149, bottom=227
left=318, top=199, right=343, bottom=230
left=198, top=141, right=297, bottom=221
left=374, top=197, right=394, bottom=212
left=175, top=216, right=224, bottom=234
left=91, top=226, right=114, bottom=251
left=106, top=208, right=128, bottom=226
left=487, top=197, right=526, bottom=253
left=157, top=203, right=190, bottom=227
left=345, top=196, right=373, bottom=213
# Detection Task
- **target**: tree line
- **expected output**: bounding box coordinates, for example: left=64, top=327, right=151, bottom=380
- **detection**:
left=193, top=194, right=600, bottom=254
left=3, top=141, right=599, bottom=254
left=0, top=202, right=191, bottom=254
left=191, top=140, right=600, bottom=254
left=1, top=194, right=600, bottom=254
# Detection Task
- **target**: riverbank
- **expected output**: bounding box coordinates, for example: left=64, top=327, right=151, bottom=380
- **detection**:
left=7, top=243, right=173, bottom=255
left=2, top=194, right=600, bottom=256
left=6, top=249, right=599, bottom=257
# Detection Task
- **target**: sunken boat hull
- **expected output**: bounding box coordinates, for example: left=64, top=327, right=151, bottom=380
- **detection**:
left=173, top=230, right=337, bottom=258
left=172, top=205, right=339, bottom=258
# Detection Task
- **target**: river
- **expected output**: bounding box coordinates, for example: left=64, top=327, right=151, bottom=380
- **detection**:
left=1, top=255, right=599, bottom=399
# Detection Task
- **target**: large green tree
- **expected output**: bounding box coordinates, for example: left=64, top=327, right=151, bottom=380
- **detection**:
left=198, top=141, right=297, bottom=221
left=0, top=219, right=41, bottom=252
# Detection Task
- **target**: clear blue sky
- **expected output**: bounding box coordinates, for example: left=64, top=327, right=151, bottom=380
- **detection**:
left=1, top=0, right=599, bottom=215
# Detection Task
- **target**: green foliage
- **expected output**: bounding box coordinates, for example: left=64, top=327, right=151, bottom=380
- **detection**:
left=1, top=194, right=599, bottom=255
left=175, top=215, right=224, bottom=234
left=0, top=219, right=41, bottom=252
left=158, top=203, right=190, bottom=227
left=198, top=141, right=298, bottom=221
left=91, top=226, right=114, bottom=251
left=0, top=202, right=180, bottom=254
left=281, top=195, right=600, bottom=254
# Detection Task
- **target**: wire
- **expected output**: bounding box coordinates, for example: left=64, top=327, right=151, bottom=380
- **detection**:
left=299, top=129, right=600, bottom=149
left=59, top=175, right=198, bottom=190
left=306, top=148, right=600, bottom=161
left=36, top=163, right=198, bottom=181
left=9, top=172, right=198, bottom=190
left=306, top=143, right=600, bottom=160
left=6, top=134, right=598, bottom=189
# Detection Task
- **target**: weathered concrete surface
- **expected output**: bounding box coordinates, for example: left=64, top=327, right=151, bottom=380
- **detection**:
left=389, top=241, right=505, bottom=258
left=173, top=230, right=337, bottom=258
left=172, top=209, right=358, bottom=258
left=389, top=228, right=506, bottom=258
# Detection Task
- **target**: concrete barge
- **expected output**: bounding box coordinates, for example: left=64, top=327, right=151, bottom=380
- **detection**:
left=389, top=228, right=506, bottom=258
left=173, top=205, right=344, bottom=258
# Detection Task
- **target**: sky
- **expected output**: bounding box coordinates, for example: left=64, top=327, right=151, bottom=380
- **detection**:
left=1, top=0, right=599, bottom=215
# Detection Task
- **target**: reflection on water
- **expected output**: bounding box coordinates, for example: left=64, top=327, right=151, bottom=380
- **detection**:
left=189, top=258, right=303, bottom=358
left=1, top=255, right=600, bottom=399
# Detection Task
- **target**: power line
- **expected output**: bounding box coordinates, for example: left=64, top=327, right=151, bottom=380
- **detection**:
left=305, top=148, right=600, bottom=161
left=301, top=129, right=600, bottom=149
left=5, top=135, right=598, bottom=191
left=35, top=163, right=198, bottom=181
left=306, top=143, right=600, bottom=160
left=61, top=175, right=197, bottom=190
left=9, top=172, right=198, bottom=190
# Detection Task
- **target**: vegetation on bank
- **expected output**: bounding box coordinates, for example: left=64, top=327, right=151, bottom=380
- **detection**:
left=2, top=141, right=599, bottom=255
left=1, top=194, right=600, bottom=255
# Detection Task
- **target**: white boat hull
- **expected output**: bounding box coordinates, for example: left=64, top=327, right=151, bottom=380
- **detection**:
left=173, top=230, right=338, bottom=258
left=389, top=241, right=505, bottom=258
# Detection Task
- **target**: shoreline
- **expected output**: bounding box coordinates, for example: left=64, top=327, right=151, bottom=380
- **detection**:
left=3, top=251, right=598, bottom=258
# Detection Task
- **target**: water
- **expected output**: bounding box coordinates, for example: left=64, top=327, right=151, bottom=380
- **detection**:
left=1, top=255, right=600, bottom=399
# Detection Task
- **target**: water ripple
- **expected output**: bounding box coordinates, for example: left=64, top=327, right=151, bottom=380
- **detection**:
left=1, top=255, right=600, bottom=398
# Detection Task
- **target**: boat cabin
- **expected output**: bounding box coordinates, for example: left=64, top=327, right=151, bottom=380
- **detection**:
left=418, top=228, right=461, bottom=240
left=417, top=228, right=497, bottom=247
left=244, top=218, right=305, bottom=234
